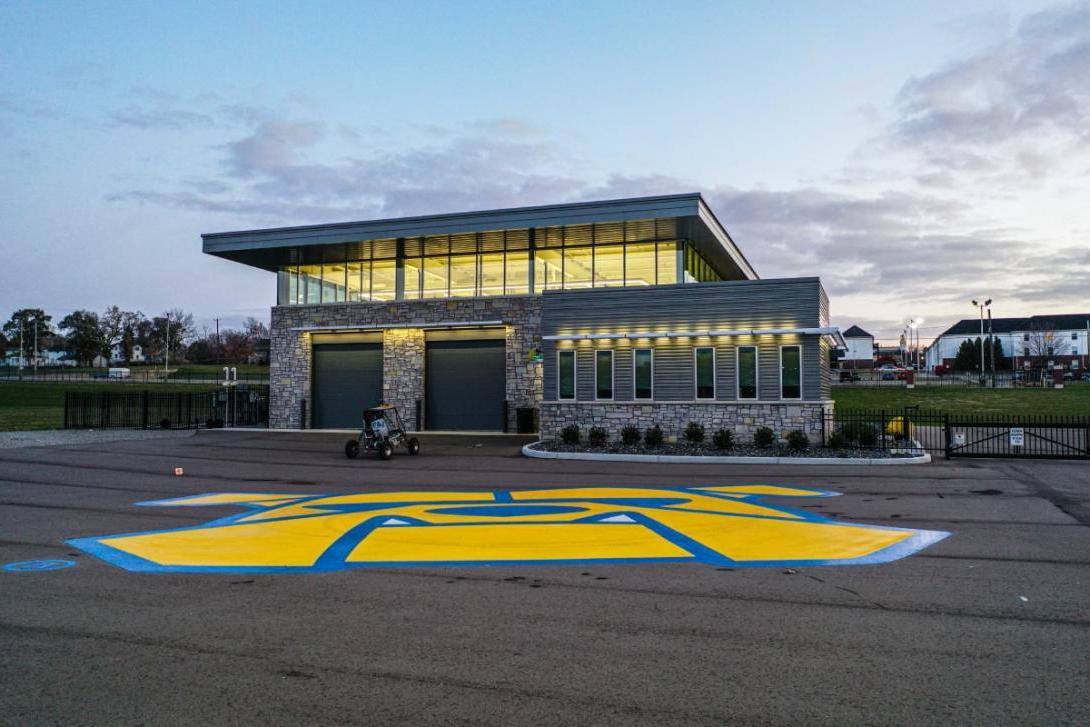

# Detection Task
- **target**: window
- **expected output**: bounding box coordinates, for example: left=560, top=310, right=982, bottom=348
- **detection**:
left=781, top=345, right=802, bottom=399
left=479, top=252, right=504, bottom=297
left=694, top=347, right=715, bottom=399
left=505, top=250, right=529, bottom=295
left=595, top=350, right=614, bottom=399
left=737, top=346, right=758, bottom=399
left=1024, top=347, right=1030, bottom=356
left=321, top=264, right=346, bottom=303
left=558, top=350, right=576, bottom=400
left=633, top=349, right=653, bottom=399
left=593, top=245, right=625, bottom=287
left=625, top=243, right=656, bottom=286
left=371, top=260, right=397, bottom=301
left=450, top=254, right=477, bottom=297
left=299, top=265, right=322, bottom=304
left=1024, top=334, right=1030, bottom=341
left=563, top=247, right=593, bottom=289
left=657, top=242, right=678, bottom=284
left=422, top=256, right=449, bottom=298
left=1073, top=333, right=1079, bottom=340
left=535, top=248, right=563, bottom=291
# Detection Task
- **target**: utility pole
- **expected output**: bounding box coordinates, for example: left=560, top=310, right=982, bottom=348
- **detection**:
left=164, top=317, right=170, bottom=380
left=215, top=318, right=220, bottom=343
left=987, top=307, right=994, bottom=387
left=18, top=320, right=24, bottom=381
left=971, top=299, right=991, bottom=385
left=33, top=320, right=38, bottom=376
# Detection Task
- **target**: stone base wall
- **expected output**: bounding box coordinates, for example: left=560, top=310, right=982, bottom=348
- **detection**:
left=270, top=297, right=542, bottom=430
left=540, top=401, right=835, bottom=445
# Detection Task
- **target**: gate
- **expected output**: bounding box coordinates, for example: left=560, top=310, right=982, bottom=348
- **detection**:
left=945, top=415, right=1089, bottom=460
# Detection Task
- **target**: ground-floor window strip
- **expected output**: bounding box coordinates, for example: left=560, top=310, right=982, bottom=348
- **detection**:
left=737, top=345, right=758, bottom=399
left=596, top=350, right=614, bottom=400
left=694, top=347, right=715, bottom=399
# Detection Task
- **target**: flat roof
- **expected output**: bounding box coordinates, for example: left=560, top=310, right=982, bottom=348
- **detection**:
left=202, top=193, right=758, bottom=280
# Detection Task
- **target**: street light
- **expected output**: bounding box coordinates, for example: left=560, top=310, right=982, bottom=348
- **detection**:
left=907, top=318, right=924, bottom=369
left=971, top=299, right=992, bottom=382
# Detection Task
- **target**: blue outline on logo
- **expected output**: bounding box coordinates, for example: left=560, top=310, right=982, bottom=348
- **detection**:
left=66, top=486, right=950, bottom=574
left=3, top=559, right=77, bottom=572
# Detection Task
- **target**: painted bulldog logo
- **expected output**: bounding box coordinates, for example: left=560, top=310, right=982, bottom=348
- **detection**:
left=68, top=486, right=948, bottom=573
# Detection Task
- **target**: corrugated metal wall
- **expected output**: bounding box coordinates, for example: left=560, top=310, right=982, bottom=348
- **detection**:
left=542, top=278, right=831, bottom=402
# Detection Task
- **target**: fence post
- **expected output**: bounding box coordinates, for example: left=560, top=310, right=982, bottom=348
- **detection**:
left=141, top=389, right=149, bottom=430
left=880, top=410, right=887, bottom=451
left=943, top=413, right=951, bottom=459
left=103, top=391, right=110, bottom=428
left=63, top=392, right=70, bottom=429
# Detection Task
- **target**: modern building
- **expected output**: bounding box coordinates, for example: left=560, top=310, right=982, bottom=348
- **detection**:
left=203, top=193, right=844, bottom=440
left=838, top=325, right=875, bottom=369
left=925, top=313, right=1090, bottom=370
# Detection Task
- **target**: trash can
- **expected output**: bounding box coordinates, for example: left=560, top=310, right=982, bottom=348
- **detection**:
left=516, top=407, right=537, bottom=434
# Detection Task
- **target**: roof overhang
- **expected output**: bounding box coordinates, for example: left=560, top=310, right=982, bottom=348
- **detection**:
left=290, top=320, right=505, bottom=333
left=202, top=193, right=758, bottom=280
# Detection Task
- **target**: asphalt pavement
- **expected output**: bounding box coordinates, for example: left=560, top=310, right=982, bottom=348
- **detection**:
left=1, top=431, right=1087, bottom=725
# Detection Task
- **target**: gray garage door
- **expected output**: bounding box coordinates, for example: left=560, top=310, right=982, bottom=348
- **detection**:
left=312, top=342, right=383, bottom=428
left=426, top=339, right=505, bottom=431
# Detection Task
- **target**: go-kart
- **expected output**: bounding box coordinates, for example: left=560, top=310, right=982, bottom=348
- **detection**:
left=344, top=404, right=420, bottom=461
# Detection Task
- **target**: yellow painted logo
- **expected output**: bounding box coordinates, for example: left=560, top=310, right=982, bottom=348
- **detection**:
left=68, top=486, right=948, bottom=572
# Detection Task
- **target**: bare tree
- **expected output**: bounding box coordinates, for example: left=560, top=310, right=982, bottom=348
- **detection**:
left=1024, top=325, right=1068, bottom=361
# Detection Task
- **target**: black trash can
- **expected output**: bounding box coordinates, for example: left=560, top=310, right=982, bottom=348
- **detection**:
left=516, top=407, right=537, bottom=434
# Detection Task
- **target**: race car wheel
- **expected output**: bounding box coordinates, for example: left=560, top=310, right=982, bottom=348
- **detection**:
left=378, top=441, right=394, bottom=460
left=407, top=438, right=420, bottom=456
left=344, top=440, right=360, bottom=459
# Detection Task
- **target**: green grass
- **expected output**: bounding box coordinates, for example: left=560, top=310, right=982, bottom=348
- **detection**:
left=833, top=384, right=1090, bottom=417
left=0, top=382, right=220, bottom=431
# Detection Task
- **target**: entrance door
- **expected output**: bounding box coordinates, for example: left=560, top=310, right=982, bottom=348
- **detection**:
left=312, top=342, right=383, bottom=428
left=425, top=339, right=505, bottom=431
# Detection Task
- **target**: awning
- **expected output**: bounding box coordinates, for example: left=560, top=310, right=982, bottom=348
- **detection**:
left=291, top=320, right=505, bottom=333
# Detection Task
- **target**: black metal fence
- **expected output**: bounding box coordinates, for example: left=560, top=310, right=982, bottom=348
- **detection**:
left=63, top=386, right=269, bottom=430
left=825, top=408, right=1089, bottom=460
left=0, top=368, right=268, bottom=385
left=834, top=370, right=1088, bottom=388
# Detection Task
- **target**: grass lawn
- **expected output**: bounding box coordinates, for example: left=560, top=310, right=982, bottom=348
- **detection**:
left=0, top=382, right=220, bottom=431
left=833, top=384, right=1090, bottom=416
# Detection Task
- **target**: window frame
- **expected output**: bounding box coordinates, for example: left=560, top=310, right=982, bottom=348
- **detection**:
left=779, top=344, right=803, bottom=400
left=736, top=345, right=759, bottom=400
left=595, top=349, right=615, bottom=401
left=557, top=350, right=577, bottom=401
left=632, top=348, right=654, bottom=400
left=693, top=346, right=716, bottom=400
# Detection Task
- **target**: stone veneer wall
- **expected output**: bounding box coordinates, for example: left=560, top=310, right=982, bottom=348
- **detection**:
left=269, top=296, right=542, bottom=430
left=539, top=401, right=835, bottom=445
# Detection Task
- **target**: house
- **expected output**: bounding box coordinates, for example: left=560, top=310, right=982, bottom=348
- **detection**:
left=925, top=313, right=1090, bottom=370
left=202, top=193, right=845, bottom=439
left=839, top=325, right=875, bottom=369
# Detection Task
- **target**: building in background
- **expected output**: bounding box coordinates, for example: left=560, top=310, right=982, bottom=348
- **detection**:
left=203, top=194, right=844, bottom=441
left=925, top=313, right=1090, bottom=370
left=838, top=325, right=875, bottom=369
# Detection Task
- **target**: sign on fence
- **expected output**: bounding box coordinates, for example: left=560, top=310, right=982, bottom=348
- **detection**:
left=953, top=432, right=966, bottom=446
left=1009, top=427, right=1025, bottom=447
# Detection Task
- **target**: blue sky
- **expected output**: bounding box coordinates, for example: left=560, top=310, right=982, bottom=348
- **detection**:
left=1, top=0, right=1087, bottom=343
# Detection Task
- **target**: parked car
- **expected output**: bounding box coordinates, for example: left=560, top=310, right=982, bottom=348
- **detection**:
left=838, top=370, right=860, bottom=383
left=1081, top=372, right=1090, bottom=383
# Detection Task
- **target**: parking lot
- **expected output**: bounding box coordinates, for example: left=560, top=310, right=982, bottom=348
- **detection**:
left=1, top=431, right=1088, bottom=725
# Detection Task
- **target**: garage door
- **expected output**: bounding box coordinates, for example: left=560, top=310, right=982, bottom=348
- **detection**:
left=426, top=339, right=505, bottom=431
left=312, top=342, right=383, bottom=428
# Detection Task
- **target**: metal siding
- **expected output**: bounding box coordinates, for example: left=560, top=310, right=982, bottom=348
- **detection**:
left=540, top=278, right=829, bottom=402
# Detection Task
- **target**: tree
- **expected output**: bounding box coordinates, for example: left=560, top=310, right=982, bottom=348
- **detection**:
left=2, top=309, right=53, bottom=354
left=1025, top=325, right=1067, bottom=361
left=952, top=339, right=979, bottom=372
left=99, top=306, right=145, bottom=362
left=986, top=337, right=1010, bottom=371
left=144, top=309, right=195, bottom=361
left=59, top=310, right=107, bottom=366
left=242, top=317, right=269, bottom=340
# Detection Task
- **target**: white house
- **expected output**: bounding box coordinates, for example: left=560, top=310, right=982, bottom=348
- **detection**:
left=925, top=313, right=1090, bottom=370
left=839, top=325, right=875, bottom=369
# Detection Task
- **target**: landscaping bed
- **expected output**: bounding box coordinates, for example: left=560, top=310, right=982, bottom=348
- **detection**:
left=526, top=439, right=918, bottom=460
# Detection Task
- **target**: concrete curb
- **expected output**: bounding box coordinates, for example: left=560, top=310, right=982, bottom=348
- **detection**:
left=521, top=442, right=931, bottom=465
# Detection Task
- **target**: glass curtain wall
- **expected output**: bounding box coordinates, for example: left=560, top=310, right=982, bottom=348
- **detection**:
left=277, top=220, right=697, bottom=304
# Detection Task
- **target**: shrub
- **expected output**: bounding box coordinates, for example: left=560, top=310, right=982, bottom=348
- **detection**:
left=754, top=426, right=775, bottom=449
left=587, top=426, right=608, bottom=447
left=620, top=425, right=641, bottom=446
left=712, top=429, right=734, bottom=450
left=841, top=421, right=878, bottom=447
left=644, top=425, right=664, bottom=447
left=785, top=429, right=809, bottom=451
left=684, top=421, right=705, bottom=443
left=826, top=431, right=850, bottom=450
left=560, top=425, right=581, bottom=445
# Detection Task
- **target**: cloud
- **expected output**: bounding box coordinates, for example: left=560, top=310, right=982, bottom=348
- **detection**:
left=888, top=2, right=1090, bottom=185
left=111, top=107, right=215, bottom=130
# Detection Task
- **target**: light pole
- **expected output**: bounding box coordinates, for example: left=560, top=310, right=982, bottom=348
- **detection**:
left=164, top=317, right=170, bottom=379
left=971, top=299, right=991, bottom=383
left=907, top=318, right=924, bottom=369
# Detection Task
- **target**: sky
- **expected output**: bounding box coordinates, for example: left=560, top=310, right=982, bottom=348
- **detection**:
left=1, top=0, right=1087, bottom=344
